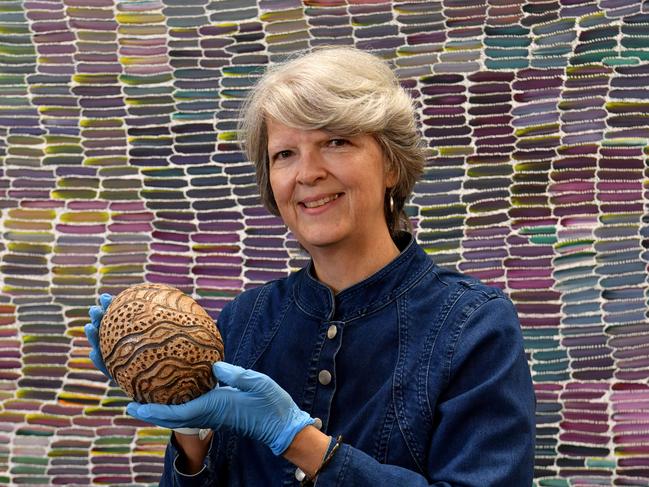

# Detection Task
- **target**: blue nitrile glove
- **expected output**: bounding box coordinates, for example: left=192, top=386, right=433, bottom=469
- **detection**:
left=127, top=362, right=315, bottom=455
left=84, top=293, right=114, bottom=379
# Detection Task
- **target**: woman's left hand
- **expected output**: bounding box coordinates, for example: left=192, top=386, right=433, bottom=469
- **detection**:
left=84, top=293, right=114, bottom=379
left=126, top=362, right=315, bottom=455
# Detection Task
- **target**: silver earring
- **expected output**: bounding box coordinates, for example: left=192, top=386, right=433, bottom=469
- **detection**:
left=389, top=194, right=394, bottom=213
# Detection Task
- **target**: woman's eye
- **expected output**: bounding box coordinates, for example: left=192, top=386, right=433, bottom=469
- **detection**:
left=274, top=150, right=292, bottom=160
left=329, top=138, right=348, bottom=147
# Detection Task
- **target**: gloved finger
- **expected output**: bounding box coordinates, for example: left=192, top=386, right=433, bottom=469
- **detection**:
left=84, top=323, right=99, bottom=347
left=99, top=293, right=113, bottom=311
left=89, top=349, right=110, bottom=378
left=127, top=386, right=238, bottom=429
left=125, top=402, right=171, bottom=425
left=212, top=362, right=268, bottom=392
left=126, top=402, right=144, bottom=419
left=85, top=322, right=111, bottom=378
left=127, top=401, right=203, bottom=429
left=89, top=305, right=104, bottom=326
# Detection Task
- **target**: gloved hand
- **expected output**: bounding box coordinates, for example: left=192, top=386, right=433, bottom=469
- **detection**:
left=127, top=362, right=315, bottom=455
left=84, top=293, right=114, bottom=379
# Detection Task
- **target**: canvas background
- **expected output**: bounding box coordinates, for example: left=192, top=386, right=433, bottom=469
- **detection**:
left=0, top=0, right=648, bottom=485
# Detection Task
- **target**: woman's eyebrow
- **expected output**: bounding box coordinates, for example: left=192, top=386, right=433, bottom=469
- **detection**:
left=267, top=143, right=290, bottom=153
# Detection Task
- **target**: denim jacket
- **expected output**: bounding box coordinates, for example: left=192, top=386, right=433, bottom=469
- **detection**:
left=160, top=233, right=536, bottom=486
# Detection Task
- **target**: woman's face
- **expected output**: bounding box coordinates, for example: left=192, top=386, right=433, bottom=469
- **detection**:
left=267, top=118, right=396, bottom=254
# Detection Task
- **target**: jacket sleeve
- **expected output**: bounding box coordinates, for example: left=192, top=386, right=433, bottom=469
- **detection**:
left=315, top=296, right=536, bottom=486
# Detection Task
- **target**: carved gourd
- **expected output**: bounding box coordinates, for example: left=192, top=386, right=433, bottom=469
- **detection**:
left=99, top=283, right=224, bottom=405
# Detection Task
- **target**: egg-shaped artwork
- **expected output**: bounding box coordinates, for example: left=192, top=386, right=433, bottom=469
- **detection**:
left=99, top=283, right=224, bottom=404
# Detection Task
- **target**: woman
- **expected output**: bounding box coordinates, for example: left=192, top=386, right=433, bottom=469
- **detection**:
left=86, top=47, right=536, bottom=486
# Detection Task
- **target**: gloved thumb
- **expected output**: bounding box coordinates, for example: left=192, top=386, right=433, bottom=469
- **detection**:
left=213, top=362, right=263, bottom=392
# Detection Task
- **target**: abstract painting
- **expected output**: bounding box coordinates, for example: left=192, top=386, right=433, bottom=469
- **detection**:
left=0, top=0, right=648, bottom=484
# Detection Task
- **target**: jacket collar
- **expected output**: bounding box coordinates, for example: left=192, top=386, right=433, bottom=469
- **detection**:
left=293, top=232, right=434, bottom=322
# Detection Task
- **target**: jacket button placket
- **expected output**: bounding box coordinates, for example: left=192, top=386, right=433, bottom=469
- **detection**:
left=311, top=321, right=343, bottom=432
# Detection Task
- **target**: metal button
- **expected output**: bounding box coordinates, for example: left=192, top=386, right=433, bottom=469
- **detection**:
left=295, top=467, right=306, bottom=481
left=313, top=417, right=323, bottom=430
left=327, top=324, right=337, bottom=339
left=318, top=370, right=332, bottom=385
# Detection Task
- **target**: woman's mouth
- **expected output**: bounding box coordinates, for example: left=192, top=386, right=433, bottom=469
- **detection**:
left=301, top=193, right=342, bottom=209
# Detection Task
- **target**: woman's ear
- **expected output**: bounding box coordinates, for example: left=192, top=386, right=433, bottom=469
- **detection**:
left=385, top=162, right=399, bottom=189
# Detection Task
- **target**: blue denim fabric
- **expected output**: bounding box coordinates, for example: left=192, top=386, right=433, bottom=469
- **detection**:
left=160, top=233, right=535, bottom=486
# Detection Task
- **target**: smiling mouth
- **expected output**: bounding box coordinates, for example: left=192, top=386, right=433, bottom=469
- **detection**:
left=301, top=193, right=342, bottom=209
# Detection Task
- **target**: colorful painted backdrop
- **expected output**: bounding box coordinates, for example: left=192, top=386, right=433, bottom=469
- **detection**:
left=0, top=0, right=648, bottom=485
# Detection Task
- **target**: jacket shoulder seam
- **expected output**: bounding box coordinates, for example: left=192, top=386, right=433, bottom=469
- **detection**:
left=447, top=293, right=510, bottom=376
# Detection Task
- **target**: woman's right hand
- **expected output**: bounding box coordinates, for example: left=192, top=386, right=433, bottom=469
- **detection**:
left=127, top=362, right=316, bottom=456
left=84, top=293, right=114, bottom=379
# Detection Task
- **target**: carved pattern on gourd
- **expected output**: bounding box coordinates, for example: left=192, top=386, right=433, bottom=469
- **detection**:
left=99, top=283, right=224, bottom=404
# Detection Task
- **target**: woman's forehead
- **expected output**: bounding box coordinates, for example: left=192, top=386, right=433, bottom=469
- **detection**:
left=266, top=120, right=337, bottom=143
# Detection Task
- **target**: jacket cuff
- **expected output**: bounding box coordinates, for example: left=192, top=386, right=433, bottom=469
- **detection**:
left=314, top=443, right=351, bottom=485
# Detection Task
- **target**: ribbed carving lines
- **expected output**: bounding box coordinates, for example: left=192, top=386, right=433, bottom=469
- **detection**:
left=99, top=284, right=224, bottom=404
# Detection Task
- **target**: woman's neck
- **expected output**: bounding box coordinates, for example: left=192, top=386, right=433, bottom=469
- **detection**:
left=308, top=232, right=401, bottom=294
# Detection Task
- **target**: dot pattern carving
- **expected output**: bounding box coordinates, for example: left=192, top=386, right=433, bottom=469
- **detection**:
left=99, top=283, right=224, bottom=404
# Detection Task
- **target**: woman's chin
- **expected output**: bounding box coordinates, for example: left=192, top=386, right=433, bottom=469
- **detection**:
left=297, top=233, right=346, bottom=252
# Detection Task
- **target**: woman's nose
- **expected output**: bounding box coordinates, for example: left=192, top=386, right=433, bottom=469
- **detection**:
left=296, top=150, right=327, bottom=185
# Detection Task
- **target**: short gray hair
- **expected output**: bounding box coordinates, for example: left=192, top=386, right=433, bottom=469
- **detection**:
left=238, top=47, right=426, bottom=237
